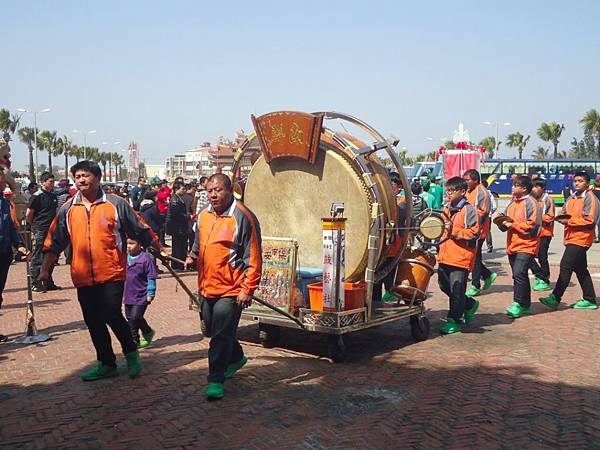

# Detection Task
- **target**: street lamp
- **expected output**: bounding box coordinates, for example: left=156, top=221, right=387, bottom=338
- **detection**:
left=17, top=108, right=51, bottom=181
left=102, top=141, right=120, bottom=182
left=483, top=121, right=511, bottom=158
left=73, top=129, right=97, bottom=159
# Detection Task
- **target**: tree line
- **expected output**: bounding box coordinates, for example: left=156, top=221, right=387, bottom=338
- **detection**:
left=0, top=108, right=126, bottom=183
left=390, top=109, right=600, bottom=166
left=475, top=109, right=600, bottom=160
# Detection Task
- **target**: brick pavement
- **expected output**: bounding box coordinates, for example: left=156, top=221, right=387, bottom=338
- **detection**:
left=1, top=258, right=600, bottom=449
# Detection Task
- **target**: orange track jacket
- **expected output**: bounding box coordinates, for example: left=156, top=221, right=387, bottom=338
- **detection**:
left=44, top=191, right=155, bottom=288
left=191, top=200, right=262, bottom=299
left=562, top=190, right=600, bottom=248
left=504, top=195, right=542, bottom=255
left=438, top=198, right=480, bottom=270
left=466, top=184, right=491, bottom=241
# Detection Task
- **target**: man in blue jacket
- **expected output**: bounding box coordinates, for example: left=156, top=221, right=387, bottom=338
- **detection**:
left=0, top=172, right=30, bottom=341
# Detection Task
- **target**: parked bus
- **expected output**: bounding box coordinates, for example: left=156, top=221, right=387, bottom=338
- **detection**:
left=481, top=158, right=600, bottom=205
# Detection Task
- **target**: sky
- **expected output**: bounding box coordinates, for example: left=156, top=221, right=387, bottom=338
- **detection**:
left=2, top=0, right=600, bottom=171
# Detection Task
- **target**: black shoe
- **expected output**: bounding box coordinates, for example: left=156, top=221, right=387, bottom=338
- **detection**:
left=31, top=285, right=47, bottom=293
left=0, top=334, right=8, bottom=343
left=594, top=239, right=600, bottom=244
left=487, top=247, right=493, bottom=253
left=46, top=284, right=62, bottom=291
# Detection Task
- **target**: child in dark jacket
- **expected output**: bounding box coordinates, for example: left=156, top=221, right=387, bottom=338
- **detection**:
left=124, top=238, right=158, bottom=348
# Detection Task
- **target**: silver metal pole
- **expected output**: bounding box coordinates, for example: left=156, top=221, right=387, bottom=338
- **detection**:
left=33, top=112, right=38, bottom=180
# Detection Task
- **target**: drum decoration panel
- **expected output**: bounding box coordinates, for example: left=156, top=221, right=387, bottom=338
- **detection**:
left=251, top=237, right=298, bottom=314
left=251, top=111, right=324, bottom=165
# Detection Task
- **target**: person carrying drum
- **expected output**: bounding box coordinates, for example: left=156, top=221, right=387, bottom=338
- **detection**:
left=502, top=176, right=542, bottom=319
left=437, top=176, right=480, bottom=334
left=375, top=171, right=407, bottom=304
left=463, top=169, right=497, bottom=297
left=540, top=171, right=600, bottom=310
left=528, top=178, right=554, bottom=292
left=186, top=173, right=262, bottom=400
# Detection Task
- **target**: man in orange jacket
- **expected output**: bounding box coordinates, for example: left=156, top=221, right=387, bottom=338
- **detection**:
left=502, top=176, right=542, bottom=318
left=437, top=176, right=480, bottom=334
left=187, top=173, right=262, bottom=400
left=40, top=160, right=160, bottom=381
left=529, top=178, right=554, bottom=291
left=540, top=172, right=600, bottom=310
left=463, top=170, right=497, bottom=297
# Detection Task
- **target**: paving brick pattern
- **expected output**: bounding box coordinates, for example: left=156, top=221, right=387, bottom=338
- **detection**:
left=1, top=258, right=600, bottom=449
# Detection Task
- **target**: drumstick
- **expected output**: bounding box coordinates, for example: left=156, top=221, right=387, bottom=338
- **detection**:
left=149, top=251, right=305, bottom=328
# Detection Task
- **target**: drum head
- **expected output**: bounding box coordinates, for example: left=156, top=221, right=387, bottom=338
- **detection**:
left=419, top=215, right=445, bottom=240
left=244, top=148, right=371, bottom=281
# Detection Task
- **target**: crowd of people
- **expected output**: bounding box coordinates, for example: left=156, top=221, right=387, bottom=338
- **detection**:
left=433, top=169, right=599, bottom=335
left=0, top=163, right=261, bottom=402
left=1, top=158, right=599, bottom=402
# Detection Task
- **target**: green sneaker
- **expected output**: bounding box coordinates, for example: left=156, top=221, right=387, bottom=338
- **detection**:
left=441, top=318, right=461, bottom=335
left=206, top=382, right=224, bottom=400
left=381, top=291, right=398, bottom=303
left=81, top=362, right=118, bottom=382
left=532, top=278, right=552, bottom=292
left=125, top=350, right=142, bottom=379
left=539, top=293, right=560, bottom=310
left=482, top=272, right=498, bottom=291
left=463, top=300, right=480, bottom=325
left=225, top=356, right=248, bottom=379
left=139, top=329, right=156, bottom=349
left=570, top=299, right=599, bottom=310
left=506, top=302, right=532, bottom=318
left=466, top=286, right=481, bottom=297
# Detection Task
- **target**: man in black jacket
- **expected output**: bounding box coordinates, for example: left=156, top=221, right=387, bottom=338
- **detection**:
left=130, top=177, right=148, bottom=211
left=166, top=182, right=190, bottom=270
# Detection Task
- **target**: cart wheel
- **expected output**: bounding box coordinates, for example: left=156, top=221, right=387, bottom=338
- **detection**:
left=259, top=324, right=281, bottom=348
left=410, top=315, right=430, bottom=341
left=327, top=335, right=348, bottom=363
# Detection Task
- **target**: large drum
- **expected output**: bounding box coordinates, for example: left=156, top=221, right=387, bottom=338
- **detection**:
left=235, top=112, right=412, bottom=282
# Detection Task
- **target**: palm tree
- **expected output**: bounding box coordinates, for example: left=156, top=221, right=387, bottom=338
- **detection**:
left=580, top=109, right=600, bottom=158
left=37, top=130, right=59, bottom=174
left=17, top=126, right=37, bottom=182
left=505, top=132, right=530, bottom=159
left=532, top=146, right=550, bottom=159
left=113, top=153, right=124, bottom=182
left=58, top=136, right=72, bottom=179
left=0, top=109, right=20, bottom=142
left=86, top=147, right=100, bottom=164
left=443, top=140, right=456, bottom=150
left=479, top=137, right=497, bottom=159
left=537, top=122, right=565, bottom=159
left=97, top=152, right=109, bottom=178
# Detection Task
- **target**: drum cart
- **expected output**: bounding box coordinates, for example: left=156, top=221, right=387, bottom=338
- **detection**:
left=228, top=111, right=436, bottom=362
left=247, top=292, right=430, bottom=363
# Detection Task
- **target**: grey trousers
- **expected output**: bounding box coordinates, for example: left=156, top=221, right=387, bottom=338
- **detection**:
left=201, top=296, right=244, bottom=383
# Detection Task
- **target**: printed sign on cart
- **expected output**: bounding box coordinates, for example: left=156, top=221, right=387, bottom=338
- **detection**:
left=322, top=220, right=346, bottom=311
left=250, top=238, right=298, bottom=313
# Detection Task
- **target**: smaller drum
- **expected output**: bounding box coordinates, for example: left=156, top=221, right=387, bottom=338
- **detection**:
left=493, top=213, right=513, bottom=232
left=392, top=248, right=436, bottom=301
left=555, top=213, right=571, bottom=222
left=419, top=214, right=445, bottom=240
